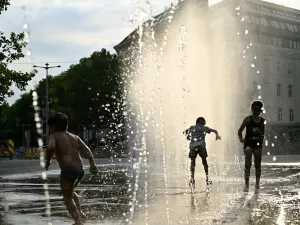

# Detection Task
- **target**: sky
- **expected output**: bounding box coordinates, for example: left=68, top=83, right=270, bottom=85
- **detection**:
left=1, top=0, right=300, bottom=105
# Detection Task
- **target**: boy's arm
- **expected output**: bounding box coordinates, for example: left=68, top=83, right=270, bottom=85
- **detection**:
left=45, top=135, right=56, bottom=170
left=208, top=128, right=221, bottom=140
left=261, top=119, right=266, bottom=140
left=77, top=136, right=97, bottom=171
left=183, top=127, right=191, bottom=140
left=238, top=117, right=249, bottom=143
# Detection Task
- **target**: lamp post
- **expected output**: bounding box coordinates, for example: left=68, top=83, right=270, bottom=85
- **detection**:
left=33, top=63, right=61, bottom=142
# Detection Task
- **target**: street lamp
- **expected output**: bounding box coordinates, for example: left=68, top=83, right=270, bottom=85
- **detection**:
left=33, top=63, right=61, bottom=142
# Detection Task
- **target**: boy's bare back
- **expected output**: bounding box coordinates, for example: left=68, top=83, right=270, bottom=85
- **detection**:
left=48, top=132, right=88, bottom=169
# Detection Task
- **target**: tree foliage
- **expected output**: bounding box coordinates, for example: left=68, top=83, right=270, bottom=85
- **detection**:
left=0, top=49, right=125, bottom=149
left=0, top=0, right=36, bottom=107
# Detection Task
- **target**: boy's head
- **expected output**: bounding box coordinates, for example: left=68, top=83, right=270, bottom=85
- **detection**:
left=48, top=112, right=68, bottom=132
left=196, top=117, right=206, bottom=125
left=251, top=100, right=264, bottom=116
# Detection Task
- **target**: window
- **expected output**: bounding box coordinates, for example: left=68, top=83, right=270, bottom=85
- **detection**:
left=277, top=83, right=281, bottom=96
left=288, top=85, right=292, bottom=97
left=288, top=62, right=293, bottom=74
left=263, top=35, right=267, bottom=44
left=282, top=39, right=287, bottom=48
left=264, top=59, right=270, bottom=73
left=277, top=38, right=282, bottom=47
left=280, top=22, right=286, bottom=30
left=276, top=60, right=280, bottom=73
left=278, top=108, right=283, bottom=121
left=290, top=109, right=294, bottom=122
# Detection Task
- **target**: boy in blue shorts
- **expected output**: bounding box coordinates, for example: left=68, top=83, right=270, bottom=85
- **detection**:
left=184, top=117, right=221, bottom=189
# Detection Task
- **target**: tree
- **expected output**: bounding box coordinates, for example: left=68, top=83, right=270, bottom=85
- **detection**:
left=0, top=0, right=36, bottom=109
left=1, top=48, right=126, bottom=157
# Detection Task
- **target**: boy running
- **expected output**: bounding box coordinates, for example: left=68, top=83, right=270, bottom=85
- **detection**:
left=184, top=117, right=221, bottom=189
left=45, top=113, right=98, bottom=225
left=238, top=101, right=265, bottom=192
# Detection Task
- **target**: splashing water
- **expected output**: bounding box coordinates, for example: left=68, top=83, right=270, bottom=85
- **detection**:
left=120, top=1, right=255, bottom=223
left=22, top=5, right=53, bottom=224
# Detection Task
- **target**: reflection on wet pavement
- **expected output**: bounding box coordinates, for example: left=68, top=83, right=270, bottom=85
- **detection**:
left=0, top=163, right=132, bottom=225
left=1, top=160, right=300, bottom=225
left=132, top=164, right=300, bottom=225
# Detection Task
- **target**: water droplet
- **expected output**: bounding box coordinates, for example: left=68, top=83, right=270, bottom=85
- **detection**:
left=245, top=30, right=248, bottom=35
left=273, top=156, right=277, bottom=161
left=23, top=24, right=28, bottom=29
left=42, top=172, right=47, bottom=180
left=251, top=63, right=255, bottom=67
left=258, top=96, right=261, bottom=99
left=257, top=70, right=260, bottom=74
left=257, top=85, right=261, bottom=89
left=267, top=152, right=270, bottom=155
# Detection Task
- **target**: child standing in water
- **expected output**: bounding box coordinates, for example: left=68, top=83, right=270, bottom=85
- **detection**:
left=238, top=101, right=265, bottom=192
left=184, top=117, right=221, bottom=189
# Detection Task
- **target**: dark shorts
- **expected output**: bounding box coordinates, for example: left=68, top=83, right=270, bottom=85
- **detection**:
left=189, top=147, right=208, bottom=159
left=60, top=166, right=84, bottom=185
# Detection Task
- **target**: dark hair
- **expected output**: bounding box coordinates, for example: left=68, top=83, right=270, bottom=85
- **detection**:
left=48, top=112, right=68, bottom=132
left=251, top=100, right=264, bottom=111
left=196, top=117, right=206, bottom=125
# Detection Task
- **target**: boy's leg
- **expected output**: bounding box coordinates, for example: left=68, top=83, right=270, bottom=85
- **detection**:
left=201, top=157, right=208, bottom=174
left=74, top=169, right=85, bottom=219
left=244, top=148, right=252, bottom=190
left=190, top=158, right=196, bottom=180
left=60, top=179, right=83, bottom=225
left=199, top=147, right=210, bottom=184
left=253, top=148, right=262, bottom=188
left=189, top=149, right=197, bottom=181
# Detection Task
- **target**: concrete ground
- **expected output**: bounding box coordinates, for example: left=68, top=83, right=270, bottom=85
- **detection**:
left=0, top=156, right=300, bottom=225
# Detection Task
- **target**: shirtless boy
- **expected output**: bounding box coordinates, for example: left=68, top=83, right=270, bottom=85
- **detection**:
left=45, top=113, right=98, bottom=225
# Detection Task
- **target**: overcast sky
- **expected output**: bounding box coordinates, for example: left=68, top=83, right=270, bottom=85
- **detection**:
left=2, top=0, right=300, bottom=104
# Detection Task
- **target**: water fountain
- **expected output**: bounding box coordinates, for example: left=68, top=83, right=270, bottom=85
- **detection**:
left=116, top=0, right=272, bottom=224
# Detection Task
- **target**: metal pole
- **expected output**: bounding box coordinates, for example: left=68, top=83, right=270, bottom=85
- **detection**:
left=23, top=122, right=25, bottom=147
left=45, top=64, right=49, bottom=139
left=17, top=124, right=31, bottom=147
left=33, top=63, right=61, bottom=144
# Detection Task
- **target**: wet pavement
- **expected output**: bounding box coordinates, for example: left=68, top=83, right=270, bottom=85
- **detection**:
left=0, top=159, right=132, bottom=225
left=1, top=157, right=300, bottom=224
